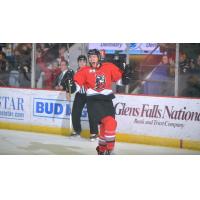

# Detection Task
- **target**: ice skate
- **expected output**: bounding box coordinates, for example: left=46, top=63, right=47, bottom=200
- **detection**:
left=105, top=150, right=114, bottom=155
left=96, top=146, right=105, bottom=155
left=90, top=134, right=98, bottom=142
left=70, top=131, right=80, bottom=137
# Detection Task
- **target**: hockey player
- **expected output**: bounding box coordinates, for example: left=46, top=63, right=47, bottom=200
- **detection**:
left=73, top=49, right=131, bottom=155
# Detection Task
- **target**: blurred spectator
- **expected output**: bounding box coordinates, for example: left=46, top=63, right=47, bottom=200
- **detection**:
left=0, top=72, right=9, bottom=86
left=37, top=44, right=59, bottom=65
left=13, top=44, right=32, bottom=87
left=181, top=75, right=200, bottom=97
left=196, top=54, right=200, bottom=65
left=39, top=43, right=50, bottom=53
left=195, top=54, right=200, bottom=72
left=18, top=64, right=31, bottom=88
left=143, top=55, right=174, bottom=96
left=53, top=60, right=75, bottom=92
left=0, top=50, right=9, bottom=87
left=0, top=48, right=6, bottom=57
left=36, top=49, right=61, bottom=89
left=168, top=57, right=175, bottom=77
left=189, top=58, right=195, bottom=70
left=0, top=46, right=6, bottom=57
left=51, top=60, right=61, bottom=83
left=9, top=69, right=20, bottom=87
left=179, top=53, right=189, bottom=73
left=0, top=51, right=7, bottom=72
left=14, top=44, right=31, bottom=68
left=57, top=45, right=68, bottom=65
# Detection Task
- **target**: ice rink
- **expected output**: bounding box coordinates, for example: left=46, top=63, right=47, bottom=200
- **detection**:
left=0, top=129, right=199, bottom=155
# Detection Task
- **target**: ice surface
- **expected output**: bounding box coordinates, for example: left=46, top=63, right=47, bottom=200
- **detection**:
left=0, top=129, right=199, bottom=155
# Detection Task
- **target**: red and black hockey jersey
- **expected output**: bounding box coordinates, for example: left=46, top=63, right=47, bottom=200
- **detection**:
left=74, top=62, right=123, bottom=97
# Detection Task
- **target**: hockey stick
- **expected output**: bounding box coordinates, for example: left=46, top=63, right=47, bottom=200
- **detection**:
left=66, top=44, right=73, bottom=135
left=67, top=79, right=73, bottom=135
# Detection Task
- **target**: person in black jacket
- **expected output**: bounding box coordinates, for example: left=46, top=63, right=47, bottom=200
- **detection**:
left=54, top=60, right=76, bottom=93
left=71, top=55, right=99, bottom=141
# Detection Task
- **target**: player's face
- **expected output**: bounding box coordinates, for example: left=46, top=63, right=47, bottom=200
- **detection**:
left=89, top=55, right=99, bottom=68
left=78, top=60, right=87, bottom=68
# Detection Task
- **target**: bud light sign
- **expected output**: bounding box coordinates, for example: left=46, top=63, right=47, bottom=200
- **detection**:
left=33, top=98, right=88, bottom=120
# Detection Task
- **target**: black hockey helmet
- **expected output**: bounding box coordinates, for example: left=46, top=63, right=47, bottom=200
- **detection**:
left=87, top=49, right=101, bottom=60
left=77, top=55, right=87, bottom=62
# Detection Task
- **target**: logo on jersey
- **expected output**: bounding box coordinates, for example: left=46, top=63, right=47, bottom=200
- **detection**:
left=95, top=75, right=106, bottom=90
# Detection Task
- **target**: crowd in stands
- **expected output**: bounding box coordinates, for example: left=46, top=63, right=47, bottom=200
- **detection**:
left=178, top=53, right=200, bottom=97
left=36, top=44, right=69, bottom=89
left=0, top=43, right=33, bottom=87
left=132, top=53, right=200, bottom=97
left=0, top=43, right=71, bottom=89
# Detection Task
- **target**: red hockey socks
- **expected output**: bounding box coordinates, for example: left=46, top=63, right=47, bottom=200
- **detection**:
left=98, top=116, right=117, bottom=153
left=98, top=125, right=107, bottom=153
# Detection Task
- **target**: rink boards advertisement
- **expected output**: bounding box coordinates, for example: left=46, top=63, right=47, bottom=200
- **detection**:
left=0, top=88, right=78, bottom=128
left=113, top=95, right=200, bottom=141
left=0, top=87, right=200, bottom=143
